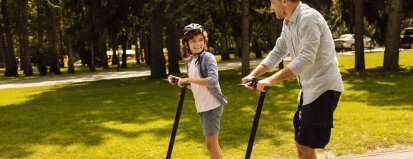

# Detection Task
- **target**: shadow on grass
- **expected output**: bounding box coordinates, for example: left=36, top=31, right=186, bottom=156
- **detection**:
left=217, top=69, right=299, bottom=151
left=0, top=68, right=299, bottom=158
left=341, top=67, right=413, bottom=110
left=2, top=66, right=412, bottom=158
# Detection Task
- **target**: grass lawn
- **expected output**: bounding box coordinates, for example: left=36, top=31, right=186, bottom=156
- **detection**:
left=0, top=51, right=412, bottom=158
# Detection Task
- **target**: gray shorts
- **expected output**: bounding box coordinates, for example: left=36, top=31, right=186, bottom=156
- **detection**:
left=199, top=105, right=223, bottom=136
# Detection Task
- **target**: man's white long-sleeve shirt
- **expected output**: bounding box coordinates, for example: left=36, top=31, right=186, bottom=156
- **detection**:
left=261, top=2, right=344, bottom=105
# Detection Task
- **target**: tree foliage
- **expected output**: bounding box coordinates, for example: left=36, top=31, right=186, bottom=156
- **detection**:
left=1, top=0, right=413, bottom=78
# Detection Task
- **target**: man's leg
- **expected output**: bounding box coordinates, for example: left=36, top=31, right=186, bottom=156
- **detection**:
left=206, top=134, right=222, bottom=159
left=294, top=90, right=341, bottom=159
left=295, top=141, right=316, bottom=159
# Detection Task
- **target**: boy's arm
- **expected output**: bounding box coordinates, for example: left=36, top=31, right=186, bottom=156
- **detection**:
left=179, top=78, right=209, bottom=87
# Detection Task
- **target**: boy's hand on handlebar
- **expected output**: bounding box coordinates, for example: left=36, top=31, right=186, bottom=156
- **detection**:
left=168, top=75, right=180, bottom=85
left=177, top=78, right=189, bottom=87
left=168, top=75, right=190, bottom=87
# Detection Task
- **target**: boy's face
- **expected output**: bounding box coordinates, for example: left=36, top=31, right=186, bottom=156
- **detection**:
left=187, top=34, right=205, bottom=54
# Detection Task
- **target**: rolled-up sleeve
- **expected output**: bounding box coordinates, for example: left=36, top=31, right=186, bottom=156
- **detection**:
left=204, top=54, right=219, bottom=87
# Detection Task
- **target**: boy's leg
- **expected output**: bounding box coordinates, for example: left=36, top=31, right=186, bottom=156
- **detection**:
left=199, top=105, right=224, bottom=159
left=206, top=134, right=222, bottom=159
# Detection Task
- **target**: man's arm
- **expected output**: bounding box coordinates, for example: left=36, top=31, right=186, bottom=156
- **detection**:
left=256, top=67, right=296, bottom=92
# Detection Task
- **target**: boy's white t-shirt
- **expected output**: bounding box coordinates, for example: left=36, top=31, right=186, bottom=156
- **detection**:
left=188, top=57, right=221, bottom=112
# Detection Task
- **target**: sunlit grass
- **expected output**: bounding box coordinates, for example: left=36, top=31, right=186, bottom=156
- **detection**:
left=0, top=50, right=412, bottom=158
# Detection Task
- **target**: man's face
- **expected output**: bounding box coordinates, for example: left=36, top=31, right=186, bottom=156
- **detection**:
left=270, top=0, right=286, bottom=19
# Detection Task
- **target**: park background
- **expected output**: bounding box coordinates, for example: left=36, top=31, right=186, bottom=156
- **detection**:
left=0, top=0, right=412, bottom=78
left=1, top=0, right=413, bottom=158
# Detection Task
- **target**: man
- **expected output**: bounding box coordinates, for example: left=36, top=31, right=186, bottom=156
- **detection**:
left=241, top=0, right=344, bottom=158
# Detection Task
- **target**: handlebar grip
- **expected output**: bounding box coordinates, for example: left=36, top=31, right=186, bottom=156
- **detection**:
left=169, top=76, right=179, bottom=84
left=246, top=78, right=270, bottom=91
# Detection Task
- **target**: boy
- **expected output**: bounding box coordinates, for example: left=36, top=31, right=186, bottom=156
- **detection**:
left=169, top=23, right=228, bottom=159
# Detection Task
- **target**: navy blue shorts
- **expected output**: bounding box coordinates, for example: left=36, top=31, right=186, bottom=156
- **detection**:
left=294, top=90, right=341, bottom=149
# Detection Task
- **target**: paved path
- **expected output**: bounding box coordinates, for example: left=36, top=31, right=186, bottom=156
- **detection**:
left=0, top=59, right=262, bottom=89
left=338, top=150, right=413, bottom=159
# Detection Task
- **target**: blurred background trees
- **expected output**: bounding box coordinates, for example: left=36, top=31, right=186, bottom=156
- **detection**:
left=1, top=0, right=412, bottom=78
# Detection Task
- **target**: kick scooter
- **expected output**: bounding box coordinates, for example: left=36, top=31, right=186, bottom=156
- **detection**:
left=241, top=78, right=270, bottom=159
left=164, top=76, right=188, bottom=159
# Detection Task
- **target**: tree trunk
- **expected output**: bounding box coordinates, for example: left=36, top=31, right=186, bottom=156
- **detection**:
left=139, top=28, right=146, bottom=63
left=64, top=36, right=75, bottom=73
left=35, top=0, right=44, bottom=69
left=254, top=36, right=263, bottom=58
left=166, top=19, right=181, bottom=74
left=111, top=39, right=119, bottom=66
left=45, top=0, right=61, bottom=75
left=145, top=30, right=151, bottom=66
left=121, top=30, right=127, bottom=68
left=18, top=0, right=33, bottom=76
left=89, top=41, right=96, bottom=71
left=149, top=2, right=166, bottom=79
left=354, top=0, right=365, bottom=71
left=236, top=36, right=242, bottom=58
left=100, top=36, right=109, bottom=69
left=1, top=0, right=19, bottom=77
left=0, top=47, right=4, bottom=68
left=0, top=22, right=9, bottom=69
left=241, top=0, right=250, bottom=77
left=134, top=30, right=141, bottom=65
left=220, top=35, right=231, bottom=61
left=383, top=0, right=403, bottom=71
left=59, top=30, right=65, bottom=68
left=37, top=0, right=44, bottom=47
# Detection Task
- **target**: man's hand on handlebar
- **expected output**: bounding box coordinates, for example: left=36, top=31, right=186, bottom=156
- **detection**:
left=256, top=79, right=272, bottom=92
left=241, top=75, right=256, bottom=90
left=241, top=76, right=271, bottom=92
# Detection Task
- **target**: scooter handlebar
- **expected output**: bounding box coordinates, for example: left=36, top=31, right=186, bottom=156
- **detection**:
left=240, top=78, right=270, bottom=91
left=168, top=75, right=188, bottom=87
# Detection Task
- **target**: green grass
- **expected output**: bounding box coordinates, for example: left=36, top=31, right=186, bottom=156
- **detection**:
left=0, top=51, right=412, bottom=158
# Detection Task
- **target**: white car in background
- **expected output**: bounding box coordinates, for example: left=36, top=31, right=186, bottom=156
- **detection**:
left=334, top=34, right=372, bottom=51
left=400, top=27, right=413, bottom=49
